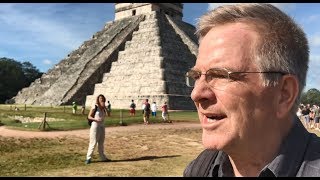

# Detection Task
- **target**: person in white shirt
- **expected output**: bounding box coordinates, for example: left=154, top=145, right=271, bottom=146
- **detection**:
left=151, top=102, right=157, bottom=118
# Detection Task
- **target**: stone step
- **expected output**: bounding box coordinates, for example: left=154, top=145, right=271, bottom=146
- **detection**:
left=124, top=39, right=161, bottom=49
left=117, top=49, right=162, bottom=60
left=131, top=33, right=160, bottom=41
left=102, top=74, right=165, bottom=86
left=138, top=20, right=158, bottom=28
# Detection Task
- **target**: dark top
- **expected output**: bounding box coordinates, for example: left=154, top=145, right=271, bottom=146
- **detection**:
left=302, top=108, right=311, bottom=116
left=144, top=102, right=151, bottom=112
left=185, top=117, right=320, bottom=177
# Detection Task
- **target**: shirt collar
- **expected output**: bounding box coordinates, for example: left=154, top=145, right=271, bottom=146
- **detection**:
left=209, top=151, right=233, bottom=177
left=264, top=117, right=310, bottom=177
left=209, top=117, right=310, bottom=177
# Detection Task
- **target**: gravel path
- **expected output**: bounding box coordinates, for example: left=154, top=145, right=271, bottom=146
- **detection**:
left=0, top=122, right=201, bottom=139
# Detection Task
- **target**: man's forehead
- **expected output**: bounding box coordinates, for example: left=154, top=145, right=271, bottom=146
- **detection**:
left=201, top=22, right=257, bottom=45
left=196, top=23, right=257, bottom=69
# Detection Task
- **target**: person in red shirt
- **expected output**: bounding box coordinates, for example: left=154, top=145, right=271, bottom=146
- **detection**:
left=161, top=102, right=168, bottom=122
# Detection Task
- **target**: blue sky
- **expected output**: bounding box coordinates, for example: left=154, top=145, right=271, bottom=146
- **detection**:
left=0, top=3, right=319, bottom=91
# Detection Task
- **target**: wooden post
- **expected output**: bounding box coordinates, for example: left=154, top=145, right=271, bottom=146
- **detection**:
left=119, top=109, right=126, bottom=126
left=43, top=112, right=47, bottom=130
left=119, top=109, right=123, bottom=125
left=38, top=112, right=51, bottom=130
left=10, top=105, right=12, bottom=111
left=24, top=104, right=26, bottom=111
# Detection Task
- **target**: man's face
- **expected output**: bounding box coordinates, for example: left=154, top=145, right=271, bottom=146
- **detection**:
left=191, top=23, right=279, bottom=152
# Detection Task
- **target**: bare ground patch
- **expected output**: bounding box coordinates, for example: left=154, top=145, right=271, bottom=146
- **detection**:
left=0, top=122, right=204, bottom=177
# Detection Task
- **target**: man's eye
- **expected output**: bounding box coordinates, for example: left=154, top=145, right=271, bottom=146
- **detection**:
left=207, top=70, right=229, bottom=80
left=189, top=71, right=201, bottom=80
left=193, top=74, right=201, bottom=80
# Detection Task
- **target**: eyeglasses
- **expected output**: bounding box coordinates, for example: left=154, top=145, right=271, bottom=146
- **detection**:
left=185, top=67, right=288, bottom=89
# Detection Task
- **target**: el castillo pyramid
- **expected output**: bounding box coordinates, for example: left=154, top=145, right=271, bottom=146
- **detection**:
left=11, top=3, right=198, bottom=110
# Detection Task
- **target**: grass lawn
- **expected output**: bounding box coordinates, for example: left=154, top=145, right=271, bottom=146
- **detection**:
left=0, top=104, right=199, bottom=131
left=0, top=104, right=202, bottom=176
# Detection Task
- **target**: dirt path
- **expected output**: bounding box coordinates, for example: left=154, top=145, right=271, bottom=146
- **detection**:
left=0, top=122, right=201, bottom=139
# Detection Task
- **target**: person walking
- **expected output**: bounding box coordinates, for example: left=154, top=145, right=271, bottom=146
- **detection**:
left=143, top=99, right=151, bottom=125
left=302, top=105, right=310, bottom=129
left=151, top=102, right=157, bottom=118
left=161, top=102, right=169, bottom=122
left=314, top=105, right=320, bottom=131
left=106, top=101, right=111, bottom=117
left=85, top=94, right=110, bottom=164
left=129, top=99, right=136, bottom=116
left=72, top=102, right=77, bottom=114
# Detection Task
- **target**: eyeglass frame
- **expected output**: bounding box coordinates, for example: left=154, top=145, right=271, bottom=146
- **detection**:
left=185, top=67, right=289, bottom=88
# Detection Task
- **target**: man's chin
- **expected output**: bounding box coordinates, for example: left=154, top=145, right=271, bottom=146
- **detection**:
left=202, top=133, right=223, bottom=150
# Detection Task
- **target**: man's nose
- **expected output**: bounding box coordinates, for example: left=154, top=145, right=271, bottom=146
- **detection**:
left=191, top=75, right=215, bottom=103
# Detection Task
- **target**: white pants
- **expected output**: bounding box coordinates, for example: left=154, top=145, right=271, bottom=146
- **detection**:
left=86, top=122, right=107, bottom=160
left=162, top=112, right=167, bottom=121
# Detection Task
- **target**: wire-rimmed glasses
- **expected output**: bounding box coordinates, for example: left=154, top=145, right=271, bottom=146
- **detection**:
left=185, top=67, right=288, bottom=89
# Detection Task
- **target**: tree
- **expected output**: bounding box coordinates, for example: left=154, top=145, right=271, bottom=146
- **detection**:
left=300, top=88, right=320, bottom=105
left=0, top=57, right=42, bottom=103
left=22, top=61, right=42, bottom=87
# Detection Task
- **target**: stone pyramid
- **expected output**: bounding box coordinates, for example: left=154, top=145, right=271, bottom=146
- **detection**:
left=12, top=3, right=198, bottom=110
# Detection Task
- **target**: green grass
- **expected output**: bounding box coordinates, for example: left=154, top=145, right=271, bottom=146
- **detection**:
left=0, top=127, right=204, bottom=176
left=0, top=104, right=199, bottom=131
left=0, top=136, right=88, bottom=176
left=0, top=104, right=201, bottom=176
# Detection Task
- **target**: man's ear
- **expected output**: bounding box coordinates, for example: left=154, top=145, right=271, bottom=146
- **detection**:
left=276, top=75, right=299, bottom=118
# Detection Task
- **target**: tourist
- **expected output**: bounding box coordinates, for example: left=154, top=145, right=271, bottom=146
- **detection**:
left=161, top=102, right=168, bottom=122
left=314, top=105, right=320, bottom=131
left=106, top=101, right=111, bottom=117
left=151, top=102, right=157, bottom=118
left=72, top=102, right=77, bottom=114
left=129, top=99, right=136, bottom=116
left=143, top=99, right=151, bottom=125
left=85, top=94, right=110, bottom=164
left=302, top=105, right=311, bottom=129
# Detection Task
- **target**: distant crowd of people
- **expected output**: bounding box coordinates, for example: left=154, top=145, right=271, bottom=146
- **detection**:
left=74, top=97, right=170, bottom=125
left=130, top=98, right=169, bottom=125
left=297, top=103, right=320, bottom=130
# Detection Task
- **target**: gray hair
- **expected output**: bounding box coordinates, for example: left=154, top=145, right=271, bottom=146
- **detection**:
left=196, top=3, right=309, bottom=115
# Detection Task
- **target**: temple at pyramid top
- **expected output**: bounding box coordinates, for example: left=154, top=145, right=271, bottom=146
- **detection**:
left=115, top=3, right=183, bottom=20
left=11, top=3, right=198, bottom=110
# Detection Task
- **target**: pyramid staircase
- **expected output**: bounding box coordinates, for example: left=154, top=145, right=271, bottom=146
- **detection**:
left=86, top=11, right=197, bottom=110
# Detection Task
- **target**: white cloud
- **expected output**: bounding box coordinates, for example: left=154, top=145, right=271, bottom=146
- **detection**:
left=305, top=15, right=320, bottom=24
left=0, top=4, right=82, bottom=50
left=43, top=59, right=52, bottom=65
left=0, top=3, right=114, bottom=73
left=208, top=3, right=296, bottom=13
left=309, top=34, right=320, bottom=47
left=311, top=55, right=320, bottom=61
left=305, top=55, right=320, bottom=91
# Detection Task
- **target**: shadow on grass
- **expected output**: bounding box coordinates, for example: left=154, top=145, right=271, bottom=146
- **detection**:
left=92, top=155, right=181, bottom=163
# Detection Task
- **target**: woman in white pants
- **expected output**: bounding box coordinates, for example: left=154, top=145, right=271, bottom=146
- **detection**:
left=85, top=94, right=110, bottom=164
